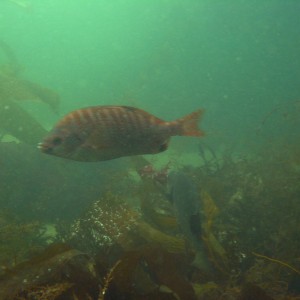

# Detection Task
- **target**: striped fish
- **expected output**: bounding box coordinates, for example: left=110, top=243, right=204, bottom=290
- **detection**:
left=38, top=105, right=204, bottom=161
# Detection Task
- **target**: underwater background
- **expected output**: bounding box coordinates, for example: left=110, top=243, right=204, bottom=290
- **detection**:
left=0, top=1, right=300, bottom=299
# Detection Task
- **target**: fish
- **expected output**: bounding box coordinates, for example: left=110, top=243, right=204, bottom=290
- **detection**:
left=169, top=171, right=212, bottom=272
left=169, top=171, right=202, bottom=250
left=38, top=105, right=204, bottom=162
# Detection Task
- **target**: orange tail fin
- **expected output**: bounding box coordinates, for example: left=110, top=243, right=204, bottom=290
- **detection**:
left=175, top=109, right=204, bottom=137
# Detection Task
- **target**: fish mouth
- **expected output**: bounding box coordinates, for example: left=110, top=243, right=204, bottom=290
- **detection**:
left=37, top=142, right=53, bottom=154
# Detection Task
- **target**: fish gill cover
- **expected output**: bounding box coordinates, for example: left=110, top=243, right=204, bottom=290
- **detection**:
left=0, top=0, right=300, bottom=299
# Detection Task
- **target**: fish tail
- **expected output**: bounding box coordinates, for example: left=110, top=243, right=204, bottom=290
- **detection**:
left=175, top=109, right=204, bottom=137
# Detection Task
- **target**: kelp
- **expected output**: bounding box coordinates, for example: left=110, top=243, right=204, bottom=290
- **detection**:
left=137, top=165, right=228, bottom=273
left=0, top=243, right=98, bottom=300
left=139, top=182, right=178, bottom=232
left=1, top=121, right=300, bottom=298
left=244, top=257, right=300, bottom=299
left=201, top=190, right=229, bottom=274
left=237, top=283, right=275, bottom=300
left=0, top=72, right=60, bottom=113
left=0, top=40, right=21, bottom=75
left=100, top=245, right=197, bottom=300
left=192, top=282, right=220, bottom=299
left=10, top=144, right=300, bottom=298
left=135, top=221, right=186, bottom=254
left=144, top=211, right=178, bottom=231
left=190, top=143, right=300, bottom=297
left=252, top=252, right=300, bottom=276
left=0, top=39, right=60, bottom=144
left=0, top=38, right=60, bottom=117
left=60, top=190, right=187, bottom=255
left=0, top=141, right=128, bottom=222
left=17, top=282, right=74, bottom=300
left=0, top=99, right=47, bottom=144
left=0, top=211, right=43, bottom=271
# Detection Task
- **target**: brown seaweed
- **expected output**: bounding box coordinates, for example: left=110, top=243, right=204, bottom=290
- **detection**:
left=0, top=39, right=21, bottom=75
left=101, top=245, right=197, bottom=300
left=0, top=211, right=42, bottom=271
left=238, top=283, right=274, bottom=300
left=0, top=243, right=99, bottom=299
left=0, top=38, right=60, bottom=113
left=135, top=221, right=186, bottom=254
left=0, top=99, right=47, bottom=144
left=0, top=39, right=61, bottom=144
left=1, top=108, right=300, bottom=299
left=200, top=190, right=229, bottom=275
left=0, top=73, right=60, bottom=113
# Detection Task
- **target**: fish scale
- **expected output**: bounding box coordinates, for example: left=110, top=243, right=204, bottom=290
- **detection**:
left=39, top=105, right=204, bottom=162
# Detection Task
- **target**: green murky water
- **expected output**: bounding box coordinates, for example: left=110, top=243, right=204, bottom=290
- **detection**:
left=0, top=1, right=299, bottom=299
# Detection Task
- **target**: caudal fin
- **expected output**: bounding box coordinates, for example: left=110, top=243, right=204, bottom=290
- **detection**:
left=175, top=109, right=204, bottom=137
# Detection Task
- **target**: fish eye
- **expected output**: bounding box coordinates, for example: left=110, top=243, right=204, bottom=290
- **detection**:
left=52, top=137, right=62, bottom=146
